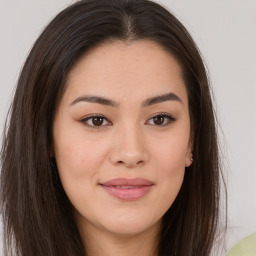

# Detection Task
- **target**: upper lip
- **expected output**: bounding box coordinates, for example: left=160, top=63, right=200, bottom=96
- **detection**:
left=100, top=178, right=154, bottom=187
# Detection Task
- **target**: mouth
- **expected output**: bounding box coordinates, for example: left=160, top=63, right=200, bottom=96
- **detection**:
left=99, top=178, right=154, bottom=201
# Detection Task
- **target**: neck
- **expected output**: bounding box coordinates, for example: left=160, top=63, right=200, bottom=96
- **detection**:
left=78, top=220, right=162, bottom=256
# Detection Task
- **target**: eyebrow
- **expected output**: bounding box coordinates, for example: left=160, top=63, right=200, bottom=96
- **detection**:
left=70, top=92, right=182, bottom=108
left=70, top=95, right=119, bottom=107
left=142, top=92, right=182, bottom=107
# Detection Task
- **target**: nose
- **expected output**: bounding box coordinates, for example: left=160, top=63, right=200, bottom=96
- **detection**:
left=109, top=124, right=149, bottom=168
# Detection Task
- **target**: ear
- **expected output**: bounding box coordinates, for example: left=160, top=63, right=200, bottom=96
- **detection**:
left=185, top=136, right=194, bottom=167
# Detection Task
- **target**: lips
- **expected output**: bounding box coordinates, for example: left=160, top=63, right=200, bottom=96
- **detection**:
left=100, top=178, right=154, bottom=200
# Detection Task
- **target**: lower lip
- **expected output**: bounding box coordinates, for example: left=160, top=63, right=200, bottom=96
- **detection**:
left=101, top=185, right=153, bottom=200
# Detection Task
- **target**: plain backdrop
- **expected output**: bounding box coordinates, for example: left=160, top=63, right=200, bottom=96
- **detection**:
left=0, top=0, right=255, bottom=255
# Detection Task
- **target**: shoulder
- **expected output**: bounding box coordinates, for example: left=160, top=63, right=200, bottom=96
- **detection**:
left=227, top=232, right=256, bottom=256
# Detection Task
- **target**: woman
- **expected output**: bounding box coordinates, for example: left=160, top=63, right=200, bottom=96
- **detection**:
left=0, top=0, right=225, bottom=255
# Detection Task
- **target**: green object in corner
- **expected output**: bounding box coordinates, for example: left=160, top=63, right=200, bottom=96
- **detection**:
left=227, top=232, right=256, bottom=256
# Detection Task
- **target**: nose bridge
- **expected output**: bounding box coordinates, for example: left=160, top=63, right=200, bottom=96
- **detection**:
left=110, top=120, right=149, bottom=167
left=122, top=122, right=142, bottom=152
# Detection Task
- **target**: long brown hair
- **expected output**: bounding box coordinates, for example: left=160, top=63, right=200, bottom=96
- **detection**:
left=1, top=0, right=225, bottom=255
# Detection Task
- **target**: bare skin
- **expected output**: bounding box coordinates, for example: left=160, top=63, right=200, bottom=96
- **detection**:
left=53, top=40, right=193, bottom=256
left=79, top=217, right=161, bottom=256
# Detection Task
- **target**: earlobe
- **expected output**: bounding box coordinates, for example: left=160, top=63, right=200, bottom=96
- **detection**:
left=185, top=134, right=194, bottom=167
left=185, top=154, right=193, bottom=167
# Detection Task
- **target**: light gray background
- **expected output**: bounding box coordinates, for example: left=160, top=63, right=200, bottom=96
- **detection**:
left=0, top=0, right=255, bottom=255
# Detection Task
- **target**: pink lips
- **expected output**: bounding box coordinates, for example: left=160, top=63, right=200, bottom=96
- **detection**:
left=100, top=178, right=154, bottom=201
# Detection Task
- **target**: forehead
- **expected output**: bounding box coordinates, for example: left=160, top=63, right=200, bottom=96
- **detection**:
left=64, top=40, right=188, bottom=106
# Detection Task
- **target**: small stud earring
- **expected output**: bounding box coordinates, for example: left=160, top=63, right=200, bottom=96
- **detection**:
left=190, top=157, right=193, bottom=162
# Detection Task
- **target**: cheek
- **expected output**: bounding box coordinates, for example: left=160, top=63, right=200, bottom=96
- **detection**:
left=151, top=131, right=189, bottom=173
left=55, top=130, right=106, bottom=172
left=53, top=135, right=110, bottom=217
left=149, top=132, right=188, bottom=210
left=53, top=130, right=111, bottom=198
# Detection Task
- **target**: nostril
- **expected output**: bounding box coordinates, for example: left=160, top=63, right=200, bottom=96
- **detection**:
left=137, top=160, right=144, bottom=166
left=115, top=160, right=144, bottom=167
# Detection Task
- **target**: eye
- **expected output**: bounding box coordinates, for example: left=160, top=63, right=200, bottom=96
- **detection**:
left=81, top=115, right=111, bottom=128
left=146, top=113, right=176, bottom=126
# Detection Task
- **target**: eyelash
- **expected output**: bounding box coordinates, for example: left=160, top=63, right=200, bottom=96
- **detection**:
left=80, top=113, right=176, bottom=129
left=146, top=113, right=176, bottom=126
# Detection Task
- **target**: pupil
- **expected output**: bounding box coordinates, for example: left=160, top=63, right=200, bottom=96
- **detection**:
left=92, top=117, right=103, bottom=126
left=154, top=116, right=164, bottom=125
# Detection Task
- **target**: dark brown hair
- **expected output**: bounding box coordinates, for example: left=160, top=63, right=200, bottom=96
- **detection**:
left=1, top=0, right=225, bottom=255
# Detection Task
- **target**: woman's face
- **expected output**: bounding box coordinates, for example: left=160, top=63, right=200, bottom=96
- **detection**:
left=53, top=40, right=193, bottom=238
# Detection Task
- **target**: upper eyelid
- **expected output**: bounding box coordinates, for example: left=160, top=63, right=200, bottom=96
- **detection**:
left=82, top=114, right=110, bottom=121
left=80, top=113, right=175, bottom=128
left=147, top=112, right=175, bottom=119
left=146, top=114, right=176, bottom=125
left=146, top=112, right=176, bottom=123
left=81, top=114, right=112, bottom=127
left=81, top=113, right=174, bottom=121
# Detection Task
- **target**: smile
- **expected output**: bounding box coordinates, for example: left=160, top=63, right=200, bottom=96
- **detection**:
left=100, top=178, right=154, bottom=201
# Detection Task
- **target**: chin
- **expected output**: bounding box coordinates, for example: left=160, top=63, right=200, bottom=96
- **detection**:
left=99, top=214, right=162, bottom=238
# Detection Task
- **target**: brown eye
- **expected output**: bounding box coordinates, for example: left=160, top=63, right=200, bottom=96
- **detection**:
left=147, top=114, right=176, bottom=126
left=82, top=115, right=111, bottom=128
left=153, top=115, right=165, bottom=125
left=92, top=116, right=104, bottom=126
